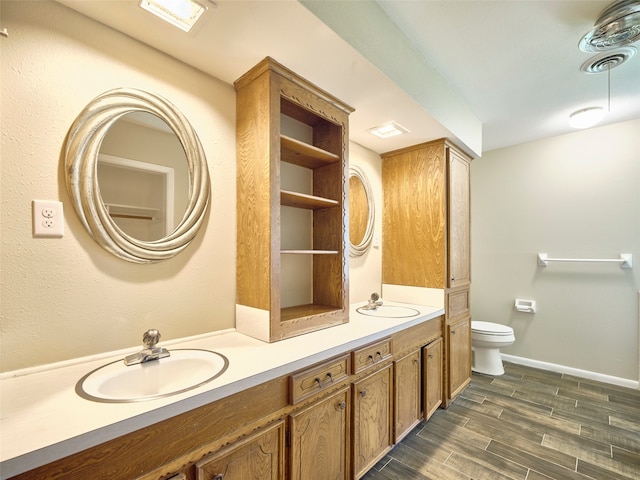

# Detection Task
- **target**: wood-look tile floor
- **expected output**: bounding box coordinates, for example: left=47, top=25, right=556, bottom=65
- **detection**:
left=363, top=362, right=640, bottom=480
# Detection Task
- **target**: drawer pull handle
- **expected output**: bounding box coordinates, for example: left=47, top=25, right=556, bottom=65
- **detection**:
left=376, top=351, right=383, bottom=360
left=337, top=401, right=346, bottom=410
left=368, top=354, right=375, bottom=363
left=314, top=377, right=322, bottom=388
left=360, top=389, right=367, bottom=398
left=326, top=372, right=333, bottom=382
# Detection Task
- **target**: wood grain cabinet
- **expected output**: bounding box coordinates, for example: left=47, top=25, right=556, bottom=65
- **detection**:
left=289, top=386, right=350, bottom=480
left=393, top=349, right=421, bottom=443
left=381, top=139, right=472, bottom=407
left=447, top=316, right=471, bottom=400
left=423, top=337, right=443, bottom=420
left=352, top=364, right=393, bottom=479
left=195, top=420, right=285, bottom=480
left=234, top=57, right=354, bottom=342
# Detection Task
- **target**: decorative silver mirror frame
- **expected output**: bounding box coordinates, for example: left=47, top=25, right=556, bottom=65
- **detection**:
left=65, top=88, right=210, bottom=263
left=349, top=165, right=375, bottom=257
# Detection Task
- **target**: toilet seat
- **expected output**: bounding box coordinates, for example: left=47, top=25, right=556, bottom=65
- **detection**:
left=472, top=321, right=513, bottom=336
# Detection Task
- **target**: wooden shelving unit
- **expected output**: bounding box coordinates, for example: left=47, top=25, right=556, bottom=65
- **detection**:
left=234, top=57, right=353, bottom=342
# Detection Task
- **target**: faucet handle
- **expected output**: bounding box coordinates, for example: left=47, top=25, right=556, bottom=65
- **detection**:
left=142, top=329, right=161, bottom=349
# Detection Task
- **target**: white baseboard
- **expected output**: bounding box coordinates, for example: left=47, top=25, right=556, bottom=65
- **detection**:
left=501, top=354, right=639, bottom=390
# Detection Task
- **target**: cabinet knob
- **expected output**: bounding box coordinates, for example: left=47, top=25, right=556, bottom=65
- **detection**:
left=360, top=389, right=367, bottom=398
left=213, top=475, right=224, bottom=480
left=428, top=354, right=433, bottom=359
left=337, top=401, right=346, bottom=410
left=451, top=330, right=456, bottom=335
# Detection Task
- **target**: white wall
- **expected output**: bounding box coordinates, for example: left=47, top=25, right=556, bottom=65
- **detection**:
left=0, top=2, right=385, bottom=373
left=471, top=119, right=640, bottom=382
left=0, top=1, right=237, bottom=372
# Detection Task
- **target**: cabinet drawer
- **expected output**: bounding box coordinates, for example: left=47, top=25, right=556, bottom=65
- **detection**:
left=289, top=354, right=350, bottom=404
left=447, top=287, right=469, bottom=320
left=352, top=338, right=393, bottom=374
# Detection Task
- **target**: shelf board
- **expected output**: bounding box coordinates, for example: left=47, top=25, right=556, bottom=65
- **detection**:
left=281, top=250, right=339, bottom=255
left=281, top=304, right=342, bottom=322
left=281, top=190, right=339, bottom=210
left=281, top=135, right=340, bottom=169
left=105, top=203, right=158, bottom=221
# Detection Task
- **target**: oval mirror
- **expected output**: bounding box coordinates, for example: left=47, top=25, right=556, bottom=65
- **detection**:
left=349, top=165, right=375, bottom=257
left=65, top=88, right=210, bottom=263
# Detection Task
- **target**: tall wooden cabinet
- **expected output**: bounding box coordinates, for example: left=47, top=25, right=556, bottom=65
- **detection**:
left=234, top=57, right=354, bottom=342
left=382, top=139, right=472, bottom=408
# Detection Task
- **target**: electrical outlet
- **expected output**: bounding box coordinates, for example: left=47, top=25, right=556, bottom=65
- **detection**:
left=33, top=200, right=64, bottom=238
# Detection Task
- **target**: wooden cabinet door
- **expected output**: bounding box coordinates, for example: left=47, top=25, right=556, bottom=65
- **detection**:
left=448, top=317, right=471, bottom=399
left=289, top=386, right=350, bottom=480
left=352, top=365, right=393, bottom=479
left=393, top=350, right=421, bottom=443
left=423, top=337, right=443, bottom=420
left=448, top=148, right=471, bottom=288
left=195, top=420, right=284, bottom=480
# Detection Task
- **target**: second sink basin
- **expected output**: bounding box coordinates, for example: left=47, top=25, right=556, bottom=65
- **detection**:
left=76, top=349, right=229, bottom=403
left=356, top=305, right=421, bottom=318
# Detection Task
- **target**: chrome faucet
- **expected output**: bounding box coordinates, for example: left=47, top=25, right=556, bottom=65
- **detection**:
left=124, top=329, right=170, bottom=366
left=362, top=292, right=384, bottom=310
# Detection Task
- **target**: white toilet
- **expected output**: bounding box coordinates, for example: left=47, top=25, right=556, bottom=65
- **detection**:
left=471, top=321, right=515, bottom=375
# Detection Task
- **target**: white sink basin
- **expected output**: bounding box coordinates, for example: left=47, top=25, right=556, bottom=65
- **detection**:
left=76, top=349, right=229, bottom=403
left=356, top=305, right=421, bottom=318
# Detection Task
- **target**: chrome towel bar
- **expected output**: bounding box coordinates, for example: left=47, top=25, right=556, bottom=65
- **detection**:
left=537, top=253, right=632, bottom=269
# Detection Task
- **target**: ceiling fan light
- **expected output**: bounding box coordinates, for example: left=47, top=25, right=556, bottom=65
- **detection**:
left=569, top=107, right=605, bottom=129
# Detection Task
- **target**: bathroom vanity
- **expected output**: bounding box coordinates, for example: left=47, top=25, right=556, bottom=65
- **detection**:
left=0, top=303, right=443, bottom=480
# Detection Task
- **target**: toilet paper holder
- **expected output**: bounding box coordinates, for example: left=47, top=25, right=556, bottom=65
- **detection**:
left=515, top=299, right=536, bottom=313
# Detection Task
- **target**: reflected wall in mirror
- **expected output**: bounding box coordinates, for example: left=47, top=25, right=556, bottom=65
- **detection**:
left=65, top=88, right=210, bottom=263
left=349, top=165, right=375, bottom=257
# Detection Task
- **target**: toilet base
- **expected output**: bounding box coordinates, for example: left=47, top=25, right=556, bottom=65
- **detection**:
left=472, top=346, right=505, bottom=375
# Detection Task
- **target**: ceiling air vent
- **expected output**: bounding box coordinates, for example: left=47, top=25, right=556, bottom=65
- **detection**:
left=580, top=46, right=637, bottom=73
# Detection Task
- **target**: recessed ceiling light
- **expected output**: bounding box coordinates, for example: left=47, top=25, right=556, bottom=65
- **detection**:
left=569, top=107, right=605, bottom=129
left=139, top=0, right=208, bottom=32
left=368, top=122, right=409, bottom=139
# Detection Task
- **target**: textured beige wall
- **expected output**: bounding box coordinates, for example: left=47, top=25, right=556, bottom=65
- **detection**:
left=0, top=2, right=386, bottom=373
left=0, top=1, right=237, bottom=371
left=471, top=119, right=640, bottom=381
left=348, top=142, right=383, bottom=304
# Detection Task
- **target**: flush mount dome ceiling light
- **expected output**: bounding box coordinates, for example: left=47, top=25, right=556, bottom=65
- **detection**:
left=569, top=107, right=606, bottom=129
left=579, top=0, right=640, bottom=52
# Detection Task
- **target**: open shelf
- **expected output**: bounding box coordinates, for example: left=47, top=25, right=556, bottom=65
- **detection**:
left=281, top=304, right=342, bottom=322
left=281, top=190, right=339, bottom=210
left=281, top=250, right=339, bottom=255
left=281, top=135, right=340, bottom=169
left=235, top=57, right=353, bottom=343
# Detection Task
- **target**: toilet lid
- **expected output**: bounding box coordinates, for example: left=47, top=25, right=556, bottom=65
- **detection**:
left=472, top=321, right=513, bottom=335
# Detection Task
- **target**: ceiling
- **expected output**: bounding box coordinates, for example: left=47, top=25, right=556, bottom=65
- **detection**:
left=58, top=0, right=640, bottom=156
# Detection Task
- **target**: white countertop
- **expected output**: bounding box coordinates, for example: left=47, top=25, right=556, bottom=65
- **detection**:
left=0, top=301, right=443, bottom=479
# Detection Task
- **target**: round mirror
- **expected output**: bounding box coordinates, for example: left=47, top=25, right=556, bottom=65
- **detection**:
left=65, top=88, right=210, bottom=263
left=349, top=165, right=375, bottom=257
